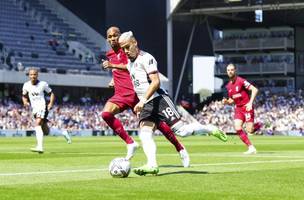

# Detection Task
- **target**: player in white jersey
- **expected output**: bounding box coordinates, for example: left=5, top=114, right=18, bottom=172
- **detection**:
left=22, top=68, right=71, bottom=153
left=105, top=31, right=227, bottom=176
left=105, top=32, right=227, bottom=140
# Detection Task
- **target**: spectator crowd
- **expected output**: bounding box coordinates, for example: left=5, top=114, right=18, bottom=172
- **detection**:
left=194, top=90, right=304, bottom=134
left=1, top=90, right=304, bottom=134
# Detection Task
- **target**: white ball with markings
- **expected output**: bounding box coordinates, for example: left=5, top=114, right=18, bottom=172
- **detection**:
left=109, top=157, right=131, bottom=178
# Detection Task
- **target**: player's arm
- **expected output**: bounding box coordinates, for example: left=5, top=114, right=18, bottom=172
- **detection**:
left=22, top=86, right=30, bottom=107
left=144, top=72, right=160, bottom=101
left=22, top=93, right=30, bottom=108
left=134, top=72, right=160, bottom=114
left=221, top=89, right=234, bottom=105
left=47, top=92, right=55, bottom=110
left=222, top=97, right=234, bottom=105
left=108, top=77, right=114, bottom=88
left=102, top=60, right=127, bottom=70
left=245, top=85, right=259, bottom=111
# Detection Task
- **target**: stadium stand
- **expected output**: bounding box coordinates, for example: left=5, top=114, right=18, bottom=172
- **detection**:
left=1, top=90, right=303, bottom=135
left=213, top=27, right=295, bottom=94
left=0, top=0, right=104, bottom=74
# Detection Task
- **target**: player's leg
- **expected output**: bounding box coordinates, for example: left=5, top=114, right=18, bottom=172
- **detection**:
left=101, top=100, right=138, bottom=160
left=246, top=122, right=255, bottom=134
left=173, top=121, right=227, bottom=142
left=160, top=95, right=227, bottom=141
left=234, top=119, right=256, bottom=154
left=31, top=117, right=44, bottom=153
left=61, top=129, right=72, bottom=144
left=157, top=121, right=190, bottom=167
left=133, top=121, right=159, bottom=176
left=244, top=110, right=257, bottom=154
left=234, top=119, right=250, bottom=146
left=253, top=122, right=263, bottom=133
left=151, top=95, right=190, bottom=167
left=41, top=121, right=49, bottom=136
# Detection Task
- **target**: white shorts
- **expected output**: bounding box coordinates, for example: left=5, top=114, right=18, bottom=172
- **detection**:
left=32, top=106, right=48, bottom=120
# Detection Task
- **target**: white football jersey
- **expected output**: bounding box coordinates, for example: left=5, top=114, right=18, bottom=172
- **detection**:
left=22, top=80, right=52, bottom=110
left=126, top=50, right=164, bottom=102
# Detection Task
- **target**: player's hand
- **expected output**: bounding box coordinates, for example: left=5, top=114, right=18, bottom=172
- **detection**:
left=222, top=98, right=228, bottom=104
left=47, top=104, right=53, bottom=111
left=227, top=98, right=234, bottom=104
left=134, top=102, right=144, bottom=117
left=108, top=79, right=114, bottom=88
left=23, top=101, right=30, bottom=108
left=102, top=60, right=112, bottom=69
left=245, top=102, right=253, bottom=111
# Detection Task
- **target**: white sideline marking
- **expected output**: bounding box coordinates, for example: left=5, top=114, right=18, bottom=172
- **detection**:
left=0, top=159, right=304, bottom=177
left=4, top=151, right=304, bottom=158
left=191, top=159, right=304, bottom=167
left=0, top=169, right=105, bottom=176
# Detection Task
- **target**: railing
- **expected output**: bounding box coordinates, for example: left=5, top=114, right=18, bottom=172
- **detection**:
left=215, top=62, right=294, bottom=75
left=213, top=38, right=294, bottom=51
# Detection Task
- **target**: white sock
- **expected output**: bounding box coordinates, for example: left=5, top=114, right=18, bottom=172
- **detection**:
left=35, top=126, right=44, bottom=149
left=173, top=121, right=218, bottom=137
left=172, top=121, right=194, bottom=137
left=139, top=127, right=157, bottom=167
left=62, top=130, right=69, bottom=137
left=191, top=123, right=217, bottom=135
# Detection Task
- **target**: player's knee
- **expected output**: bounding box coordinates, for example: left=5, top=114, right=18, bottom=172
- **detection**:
left=36, top=119, right=43, bottom=126
left=101, top=112, right=113, bottom=121
left=139, top=126, right=154, bottom=142
left=140, top=121, right=155, bottom=130
left=234, top=125, right=242, bottom=131
left=171, top=121, right=186, bottom=137
left=246, top=127, right=254, bottom=134
left=176, top=125, right=193, bottom=137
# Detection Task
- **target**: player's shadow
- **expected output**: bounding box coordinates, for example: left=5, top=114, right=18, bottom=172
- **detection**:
left=158, top=170, right=208, bottom=176
left=160, top=164, right=185, bottom=168
left=256, top=152, right=276, bottom=154
left=158, top=165, right=208, bottom=176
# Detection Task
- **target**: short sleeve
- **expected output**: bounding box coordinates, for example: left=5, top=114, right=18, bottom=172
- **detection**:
left=43, top=82, right=52, bottom=93
left=143, top=54, right=158, bottom=74
left=242, top=79, right=251, bottom=89
left=120, top=50, right=129, bottom=65
left=22, top=83, right=28, bottom=95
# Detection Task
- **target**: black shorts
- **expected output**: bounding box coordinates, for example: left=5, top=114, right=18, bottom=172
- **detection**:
left=139, top=94, right=181, bottom=126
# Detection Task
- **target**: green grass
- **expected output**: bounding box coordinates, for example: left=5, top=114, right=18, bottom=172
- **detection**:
left=0, top=136, right=304, bottom=200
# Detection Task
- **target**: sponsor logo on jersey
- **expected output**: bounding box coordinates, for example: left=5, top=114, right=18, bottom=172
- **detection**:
left=31, top=92, right=39, bottom=96
left=232, top=93, right=242, bottom=99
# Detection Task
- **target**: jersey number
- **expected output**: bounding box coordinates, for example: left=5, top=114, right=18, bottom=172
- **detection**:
left=162, top=107, right=174, bottom=119
left=133, top=79, right=140, bottom=87
left=245, top=113, right=251, bottom=121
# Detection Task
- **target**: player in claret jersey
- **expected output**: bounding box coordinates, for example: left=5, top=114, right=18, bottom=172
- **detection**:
left=222, top=64, right=261, bottom=154
left=101, top=27, right=190, bottom=166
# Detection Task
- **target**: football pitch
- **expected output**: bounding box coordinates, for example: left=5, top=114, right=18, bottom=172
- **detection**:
left=0, top=136, right=303, bottom=200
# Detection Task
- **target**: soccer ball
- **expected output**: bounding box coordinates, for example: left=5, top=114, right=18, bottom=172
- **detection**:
left=109, top=157, right=131, bottom=178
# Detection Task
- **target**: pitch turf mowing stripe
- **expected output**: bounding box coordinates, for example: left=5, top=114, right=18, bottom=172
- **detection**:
left=1, top=159, right=303, bottom=177
left=2, top=151, right=304, bottom=158
left=191, top=159, right=304, bottom=166
left=0, top=168, right=104, bottom=176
